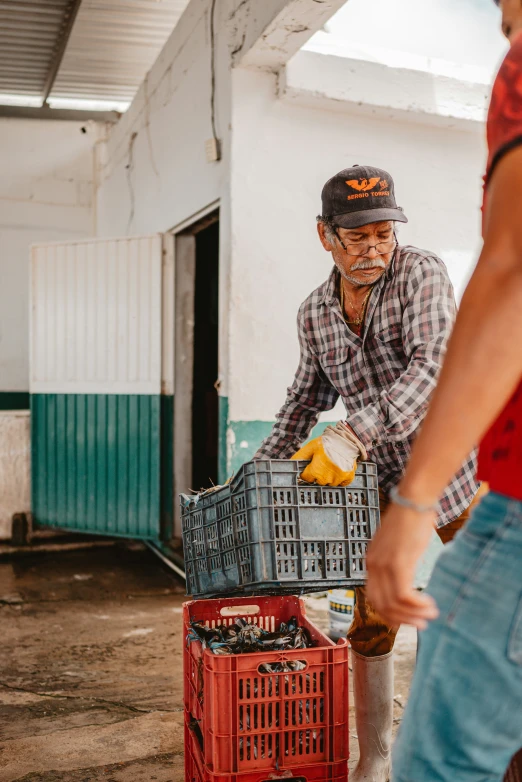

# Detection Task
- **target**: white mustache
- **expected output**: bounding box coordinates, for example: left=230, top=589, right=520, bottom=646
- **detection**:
left=350, top=258, right=387, bottom=272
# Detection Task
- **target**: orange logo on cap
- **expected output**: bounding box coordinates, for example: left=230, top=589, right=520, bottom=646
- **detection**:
left=346, top=177, right=381, bottom=192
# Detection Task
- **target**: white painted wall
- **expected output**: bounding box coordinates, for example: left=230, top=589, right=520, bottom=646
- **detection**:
left=283, top=50, right=490, bottom=129
left=229, top=65, right=486, bottom=423
left=95, top=1, right=231, bottom=238
left=0, top=118, right=99, bottom=393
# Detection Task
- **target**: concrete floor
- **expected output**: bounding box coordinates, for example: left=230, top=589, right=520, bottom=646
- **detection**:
left=0, top=543, right=416, bottom=782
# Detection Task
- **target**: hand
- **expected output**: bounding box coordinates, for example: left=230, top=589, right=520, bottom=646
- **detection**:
left=366, top=502, right=440, bottom=630
left=291, top=422, right=367, bottom=487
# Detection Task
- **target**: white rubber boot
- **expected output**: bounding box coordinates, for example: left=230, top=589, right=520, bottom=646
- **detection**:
left=350, top=649, right=393, bottom=782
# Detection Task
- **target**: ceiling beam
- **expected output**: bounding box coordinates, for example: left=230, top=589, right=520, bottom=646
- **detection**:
left=41, top=0, right=83, bottom=104
left=0, top=104, right=120, bottom=122
left=231, top=0, right=347, bottom=71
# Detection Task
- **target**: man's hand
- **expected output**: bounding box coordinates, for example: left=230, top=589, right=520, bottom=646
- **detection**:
left=366, top=503, right=439, bottom=630
left=291, top=421, right=367, bottom=487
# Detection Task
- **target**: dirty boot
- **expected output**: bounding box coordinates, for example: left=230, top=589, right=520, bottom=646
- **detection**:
left=351, top=649, right=393, bottom=782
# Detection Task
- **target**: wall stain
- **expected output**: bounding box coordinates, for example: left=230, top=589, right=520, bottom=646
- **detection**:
left=228, top=0, right=250, bottom=21
left=231, top=32, right=246, bottom=57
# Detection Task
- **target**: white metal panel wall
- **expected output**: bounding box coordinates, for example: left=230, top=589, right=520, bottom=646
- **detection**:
left=30, top=235, right=164, bottom=395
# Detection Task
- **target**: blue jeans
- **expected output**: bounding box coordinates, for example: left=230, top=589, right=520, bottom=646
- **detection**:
left=393, top=492, right=522, bottom=782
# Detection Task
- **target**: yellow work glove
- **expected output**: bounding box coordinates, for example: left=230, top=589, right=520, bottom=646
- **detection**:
left=291, top=422, right=367, bottom=487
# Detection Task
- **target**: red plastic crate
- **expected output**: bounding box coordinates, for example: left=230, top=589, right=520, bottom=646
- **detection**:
left=185, top=714, right=348, bottom=782
left=183, top=595, right=349, bottom=775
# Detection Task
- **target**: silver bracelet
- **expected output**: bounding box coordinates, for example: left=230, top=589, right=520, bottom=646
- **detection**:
left=389, top=485, right=438, bottom=514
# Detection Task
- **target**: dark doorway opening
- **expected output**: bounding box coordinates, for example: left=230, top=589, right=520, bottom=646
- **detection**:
left=192, top=219, right=219, bottom=492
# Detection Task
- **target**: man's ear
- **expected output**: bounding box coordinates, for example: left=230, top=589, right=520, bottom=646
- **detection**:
left=317, top=221, right=334, bottom=252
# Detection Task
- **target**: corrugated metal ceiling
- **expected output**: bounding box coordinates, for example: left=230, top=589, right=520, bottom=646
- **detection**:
left=52, top=0, right=190, bottom=104
left=0, top=0, right=190, bottom=111
left=0, top=0, right=75, bottom=97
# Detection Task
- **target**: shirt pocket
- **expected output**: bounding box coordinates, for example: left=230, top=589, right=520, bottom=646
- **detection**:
left=375, top=323, right=403, bottom=345
left=372, top=324, right=407, bottom=382
left=318, top=346, right=351, bottom=388
left=392, top=439, right=411, bottom=470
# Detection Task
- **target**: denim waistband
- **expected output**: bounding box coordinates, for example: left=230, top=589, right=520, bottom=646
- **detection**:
left=482, top=490, right=522, bottom=516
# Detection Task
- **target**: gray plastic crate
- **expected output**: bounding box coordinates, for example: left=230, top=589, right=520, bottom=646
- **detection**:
left=180, top=459, right=380, bottom=598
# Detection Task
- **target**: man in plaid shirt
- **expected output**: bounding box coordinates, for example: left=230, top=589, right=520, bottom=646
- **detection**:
left=255, top=165, right=482, bottom=782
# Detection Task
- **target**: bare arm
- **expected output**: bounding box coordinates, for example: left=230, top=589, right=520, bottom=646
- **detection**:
left=366, top=145, right=522, bottom=628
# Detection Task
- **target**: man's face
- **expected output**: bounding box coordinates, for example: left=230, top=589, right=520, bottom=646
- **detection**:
left=318, top=220, right=396, bottom=287
left=500, top=0, right=522, bottom=41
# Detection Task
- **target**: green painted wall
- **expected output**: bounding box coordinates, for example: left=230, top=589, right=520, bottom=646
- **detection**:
left=32, top=393, right=164, bottom=540
left=0, top=392, right=29, bottom=409
left=218, top=395, right=229, bottom=485
left=227, top=418, right=334, bottom=475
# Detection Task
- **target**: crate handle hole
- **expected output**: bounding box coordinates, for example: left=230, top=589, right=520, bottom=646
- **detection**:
left=261, top=778, right=306, bottom=782
left=220, top=604, right=260, bottom=616
left=257, top=660, right=308, bottom=674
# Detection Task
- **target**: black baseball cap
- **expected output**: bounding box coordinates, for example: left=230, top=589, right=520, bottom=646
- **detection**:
left=321, top=165, right=408, bottom=229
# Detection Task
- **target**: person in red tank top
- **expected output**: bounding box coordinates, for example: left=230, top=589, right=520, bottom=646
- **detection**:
left=365, top=2, right=522, bottom=780
left=479, top=22, right=522, bottom=500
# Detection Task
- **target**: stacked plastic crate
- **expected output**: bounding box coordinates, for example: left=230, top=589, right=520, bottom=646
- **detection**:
left=182, top=459, right=380, bottom=782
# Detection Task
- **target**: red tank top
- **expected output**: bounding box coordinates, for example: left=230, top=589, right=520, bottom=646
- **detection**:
left=478, top=33, right=522, bottom=500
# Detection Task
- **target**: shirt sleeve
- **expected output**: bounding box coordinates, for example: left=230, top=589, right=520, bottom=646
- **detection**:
left=347, top=256, right=456, bottom=450
left=255, top=303, right=339, bottom=459
left=485, top=34, right=522, bottom=186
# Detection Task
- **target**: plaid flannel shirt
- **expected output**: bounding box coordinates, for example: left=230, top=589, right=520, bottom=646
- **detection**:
left=257, top=245, right=479, bottom=527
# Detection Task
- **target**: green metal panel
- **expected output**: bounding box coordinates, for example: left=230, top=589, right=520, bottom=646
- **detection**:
left=218, top=395, right=229, bottom=485
left=226, top=417, right=336, bottom=476
left=31, top=393, right=169, bottom=540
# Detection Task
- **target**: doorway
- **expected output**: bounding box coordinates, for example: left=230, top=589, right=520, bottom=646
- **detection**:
left=173, top=209, right=219, bottom=537
left=192, top=220, right=219, bottom=491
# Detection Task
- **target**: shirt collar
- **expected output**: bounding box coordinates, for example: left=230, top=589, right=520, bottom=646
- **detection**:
left=319, top=266, right=340, bottom=307
left=319, top=245, right=401, bottom=307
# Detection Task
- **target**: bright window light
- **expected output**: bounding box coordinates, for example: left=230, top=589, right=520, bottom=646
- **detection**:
left=47, top=97, right=131, bottom=113
left=0, top=94, right=130, bottom=113
left=0, top=94, right=42, bottom=108
left=304, top=0, right=507, bottom=84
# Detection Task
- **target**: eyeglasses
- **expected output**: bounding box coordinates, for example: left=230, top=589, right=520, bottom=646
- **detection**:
left=334, top=230, right=397, bottom=257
